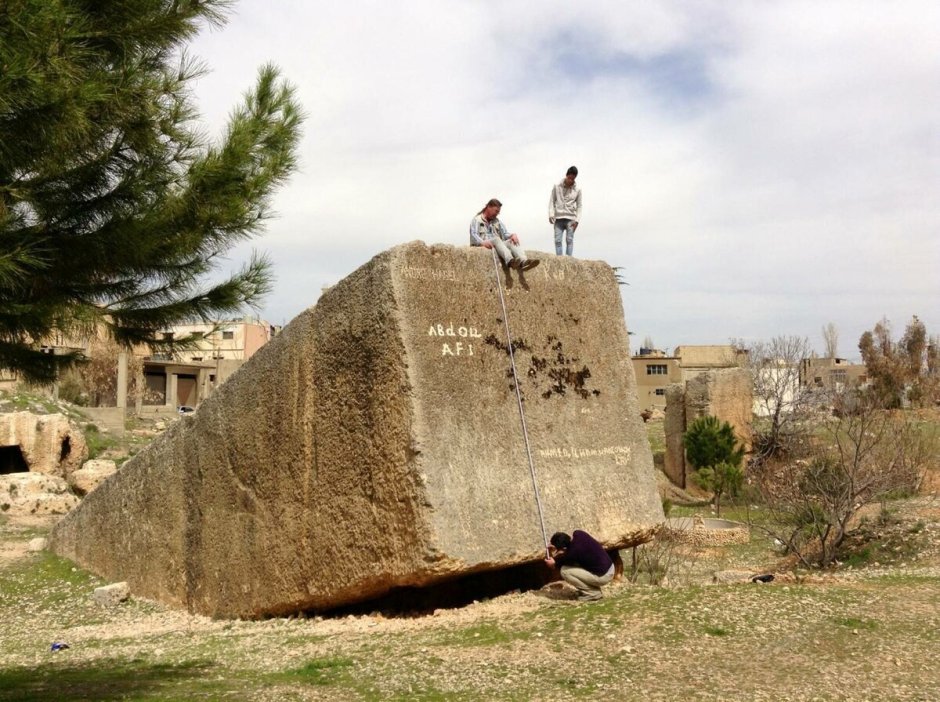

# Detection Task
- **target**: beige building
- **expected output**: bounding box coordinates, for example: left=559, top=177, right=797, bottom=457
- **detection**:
left=2, top=317, right=278, bottom=414
left=631, top=349, right=682, bottom=412
left=800, top=357, right=867, bottom=391
left=632, top=344, right=747, bottom=412
left=0, top=330, right=96, bottom=393
left=141, top=316, right=279, bottom=410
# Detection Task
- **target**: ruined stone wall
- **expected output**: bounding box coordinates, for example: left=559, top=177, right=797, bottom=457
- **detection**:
left=686, top=368, right=753, bottom=453
left=51, top=242, right=663, bottom=618
left=663, top=384, right=686, bottom=487
left=663, top=369, right=753, bottom=488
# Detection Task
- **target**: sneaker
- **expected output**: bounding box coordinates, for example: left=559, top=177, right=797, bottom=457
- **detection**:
left=520, top=259, right=540, bottom=271
left=577, top=592, right=603, bottom=602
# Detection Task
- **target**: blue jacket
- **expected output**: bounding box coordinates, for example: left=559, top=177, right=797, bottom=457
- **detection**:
left=469, top=213, right=510, bottom=246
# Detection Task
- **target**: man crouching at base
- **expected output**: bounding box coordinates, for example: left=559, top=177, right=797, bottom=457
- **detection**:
left=545, top=530, right=616, bottom=601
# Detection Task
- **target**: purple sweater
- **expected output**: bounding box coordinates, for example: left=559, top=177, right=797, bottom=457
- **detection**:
left=554, top=530, right=613, bottom=576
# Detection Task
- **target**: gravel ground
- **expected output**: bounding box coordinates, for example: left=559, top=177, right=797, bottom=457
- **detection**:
left=1, top=498, right=939, bottom=701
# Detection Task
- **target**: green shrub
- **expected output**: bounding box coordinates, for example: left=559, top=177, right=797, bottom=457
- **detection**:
left=683, top=415, right=745, bottom=471
left=683, top=416, right=745, bottom=515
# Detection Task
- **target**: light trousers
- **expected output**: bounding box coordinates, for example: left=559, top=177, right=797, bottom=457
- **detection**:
left=488, top=237, right=526, bottom=266
left=560, top=563, right=615, bottom=600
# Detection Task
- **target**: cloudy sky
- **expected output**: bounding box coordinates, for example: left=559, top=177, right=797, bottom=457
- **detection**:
left=188, top=1, right=938, bottom=359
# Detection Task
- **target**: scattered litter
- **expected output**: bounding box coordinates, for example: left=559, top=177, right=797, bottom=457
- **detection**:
left=751, top=574, right=775, bottom=583
left=50, top=642, right=70, bottom=652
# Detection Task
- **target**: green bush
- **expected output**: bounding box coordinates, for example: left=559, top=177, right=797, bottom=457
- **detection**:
left=683, top=416, right=745, bottom=516
left=683, top=415, right=745, bottom=470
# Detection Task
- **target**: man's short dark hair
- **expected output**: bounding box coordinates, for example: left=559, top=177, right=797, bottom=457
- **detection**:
left=550, top=532, right=571, bottom=549
left=566, top=166, right=578, bottom=177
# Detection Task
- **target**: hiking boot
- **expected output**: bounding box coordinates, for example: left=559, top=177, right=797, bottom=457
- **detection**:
left=520, top=259, right=540, bottom=271
left=508, top=258, right=521, bottom=269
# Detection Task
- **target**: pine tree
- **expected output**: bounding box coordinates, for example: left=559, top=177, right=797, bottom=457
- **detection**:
left=0, top=0, right=302, bottom=383
left=683, top=415, right=746, bottom=516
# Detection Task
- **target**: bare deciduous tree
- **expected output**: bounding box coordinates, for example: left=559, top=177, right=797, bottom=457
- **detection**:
left=822, top=322, right=839, bottom=358
left=732, top=335, right=814, bottom=460
left=753, top=391, right=934, bottom=568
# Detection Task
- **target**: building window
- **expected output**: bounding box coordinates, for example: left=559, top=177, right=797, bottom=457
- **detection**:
left=654, top=388, right=666, bottom=396
left=646, top=364, right=668, bottom=375
left=191, top=356, right=203, bottom=362
left=222, top=331, right=234, bottom=340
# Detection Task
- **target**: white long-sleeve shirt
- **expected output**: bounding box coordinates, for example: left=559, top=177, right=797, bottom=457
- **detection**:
left=549, top=181, right=582, bottom=221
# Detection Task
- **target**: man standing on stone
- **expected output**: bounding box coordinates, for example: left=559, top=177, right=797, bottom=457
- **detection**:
left=545, top=529, right=614, bottom=601
left=470, top=198, right=539, bottom=270
left=548, top=166, right=582, bottom=256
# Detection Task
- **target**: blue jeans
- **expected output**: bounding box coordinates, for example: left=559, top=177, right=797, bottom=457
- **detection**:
left=554, top=219, right=575, bottom=256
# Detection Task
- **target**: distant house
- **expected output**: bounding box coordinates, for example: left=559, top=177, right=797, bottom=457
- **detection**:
left=3, top=316, right=280, bottom=415
left=0, top=329, right=95, bottom=393
left=139, top=316, right=280, bottom=410
left=799, top=357, right=867, bottom=392
left=631, top=348, right=682, bottom=412
left=631, top=344, right=747, bottom=412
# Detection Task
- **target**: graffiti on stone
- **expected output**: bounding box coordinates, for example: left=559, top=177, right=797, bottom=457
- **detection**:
left=428, top=322, right=482, bottom=358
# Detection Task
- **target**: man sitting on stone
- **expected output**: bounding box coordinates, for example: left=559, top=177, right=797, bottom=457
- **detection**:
left=545, top=529, right=615, bottom=601
left=470, top=198, right=539, bottom=270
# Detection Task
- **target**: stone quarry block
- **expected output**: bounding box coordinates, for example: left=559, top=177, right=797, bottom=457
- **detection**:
left=663, top=383, right=687, bottom=487
left=93, top=581, right=130, bottom=606
left=51, top=242, right=664, bottom=618
left=68, top=459, right=118, bottom=496
left=0, top=473, right=79, bottom=517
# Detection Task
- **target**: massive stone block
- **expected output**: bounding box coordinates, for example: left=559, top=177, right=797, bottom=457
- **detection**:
left=51, top=242, right=663, bottom=618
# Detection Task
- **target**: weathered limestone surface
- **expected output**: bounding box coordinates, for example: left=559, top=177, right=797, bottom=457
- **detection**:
left=0, top=412, right=88, bottom=478
left=663, top=384, right=687, bottom=487
left=0, top=473, right=79, bottom=516
left=684, top=368, right=753, bottom=452
left=68, top=459, right=118, bottom=496
left=664, top=368, right=753, bottom=488
left=51, top=242, right=663, bottom=618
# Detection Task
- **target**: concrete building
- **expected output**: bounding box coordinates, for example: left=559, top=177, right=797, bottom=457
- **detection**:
left=140, top=316, right=279, bottom=411
left=799, top=357, right=868, bottom=392
left=2, top=317, right=278, bottom=415
left=632, top=345, right=747, bottom=413
left=631, top=349, right=681, bottom=412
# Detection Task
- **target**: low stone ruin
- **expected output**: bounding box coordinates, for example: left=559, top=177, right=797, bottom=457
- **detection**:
left=664, top=368, right=753, bottom=488
left=0, top=472, right=79, bottom=517
left=0, top=411, right=88, bottom=518
left=51, top=242, right=664, bottom=618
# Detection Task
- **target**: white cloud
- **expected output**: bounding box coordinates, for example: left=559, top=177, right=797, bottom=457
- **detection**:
left=188, top=1, right=940, bottom=355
